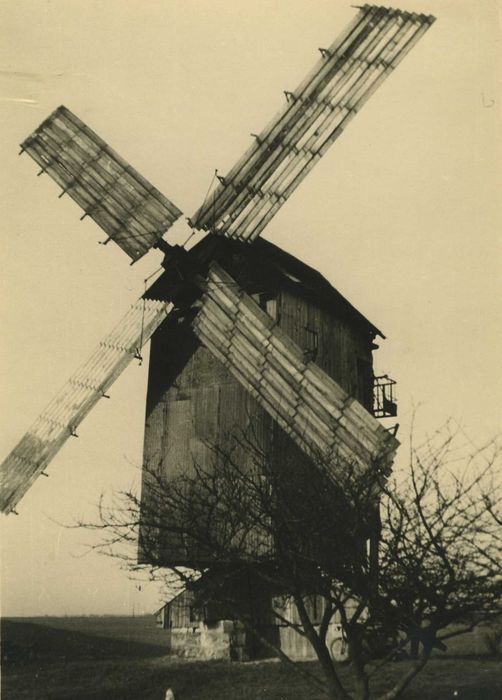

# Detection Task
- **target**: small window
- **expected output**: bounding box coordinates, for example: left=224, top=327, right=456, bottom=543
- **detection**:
left=251, top=292, right=278, bottom=320
left=264, top=297, right=277, bottom=320
left=304, top=327, right=319, bottom=362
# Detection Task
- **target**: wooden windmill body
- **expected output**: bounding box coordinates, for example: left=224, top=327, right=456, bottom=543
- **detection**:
left=140, top=235, right=383, bottom=565
left=0, top=4, right=434, bottom=661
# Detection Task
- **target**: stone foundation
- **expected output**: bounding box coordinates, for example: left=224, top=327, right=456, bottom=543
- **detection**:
left=170, top=620, right=250, bottom=661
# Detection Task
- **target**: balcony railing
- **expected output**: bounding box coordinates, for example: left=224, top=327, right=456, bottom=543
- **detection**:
left=373, top=375, right=397, bottom=418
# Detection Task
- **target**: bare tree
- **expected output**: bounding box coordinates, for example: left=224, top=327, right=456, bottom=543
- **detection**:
left=81, top=420, right=502, bottom=700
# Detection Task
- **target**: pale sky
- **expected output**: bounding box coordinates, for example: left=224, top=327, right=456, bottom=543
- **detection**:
left=1, top=0, right=500, bottom=616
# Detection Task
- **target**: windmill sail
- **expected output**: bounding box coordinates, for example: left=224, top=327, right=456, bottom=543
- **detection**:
left=0, top=298, right=172, bottom=514
left=193, top=263, right=398, bottom=481
left=190, top=5, right=435, bottom=242
left=21, top=106, right=182, bottom=262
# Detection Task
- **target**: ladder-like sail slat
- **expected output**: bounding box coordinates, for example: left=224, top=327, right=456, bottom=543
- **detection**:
left=0, top=298, right=172, bottom=513
left=189, top=5, right=435, bottom=242
left=193, top=263, right=399, bottom=483
left=21, top=106, right=183, bottom=261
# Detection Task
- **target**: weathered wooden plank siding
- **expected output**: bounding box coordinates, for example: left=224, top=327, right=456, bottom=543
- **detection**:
left=274, top=595, right=354, bottom=661
left=193, top=265, right=395, bottom=473
left=140, top=329, right=275, bottom=564
left=140, top=261, right=385, bottom=566
left=278, top=287, right=373, bottom=411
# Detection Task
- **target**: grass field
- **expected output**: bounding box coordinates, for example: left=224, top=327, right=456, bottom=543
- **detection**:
left=1, top=616, right=501, bottom=699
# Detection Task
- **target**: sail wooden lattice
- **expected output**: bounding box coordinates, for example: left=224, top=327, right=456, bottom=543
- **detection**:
left=21, top=106, right=182, bottom=261
left=0, top=299, right=172, bottom=513
left=193, top=263, right=399, bottom=480
left=190, top=5, right=435, bottom=242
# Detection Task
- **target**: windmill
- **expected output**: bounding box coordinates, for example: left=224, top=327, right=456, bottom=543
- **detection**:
left=1, top=4, right=435, bottom=655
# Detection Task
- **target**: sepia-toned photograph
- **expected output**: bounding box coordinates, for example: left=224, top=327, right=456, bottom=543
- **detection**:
left=1, top=1, right=500, bottom=698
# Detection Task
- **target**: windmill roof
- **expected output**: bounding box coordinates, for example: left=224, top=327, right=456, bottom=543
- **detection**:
left=188, top=234, right=384, bottom=339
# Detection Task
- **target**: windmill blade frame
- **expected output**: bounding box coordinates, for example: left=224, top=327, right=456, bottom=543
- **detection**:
left=0, top=297, right=173, bottom=514
left=21, top=106, right=183, bottom=262
left=193, top=262, right=399, bottom=482
left=189, top=4, right=435, bottom=242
